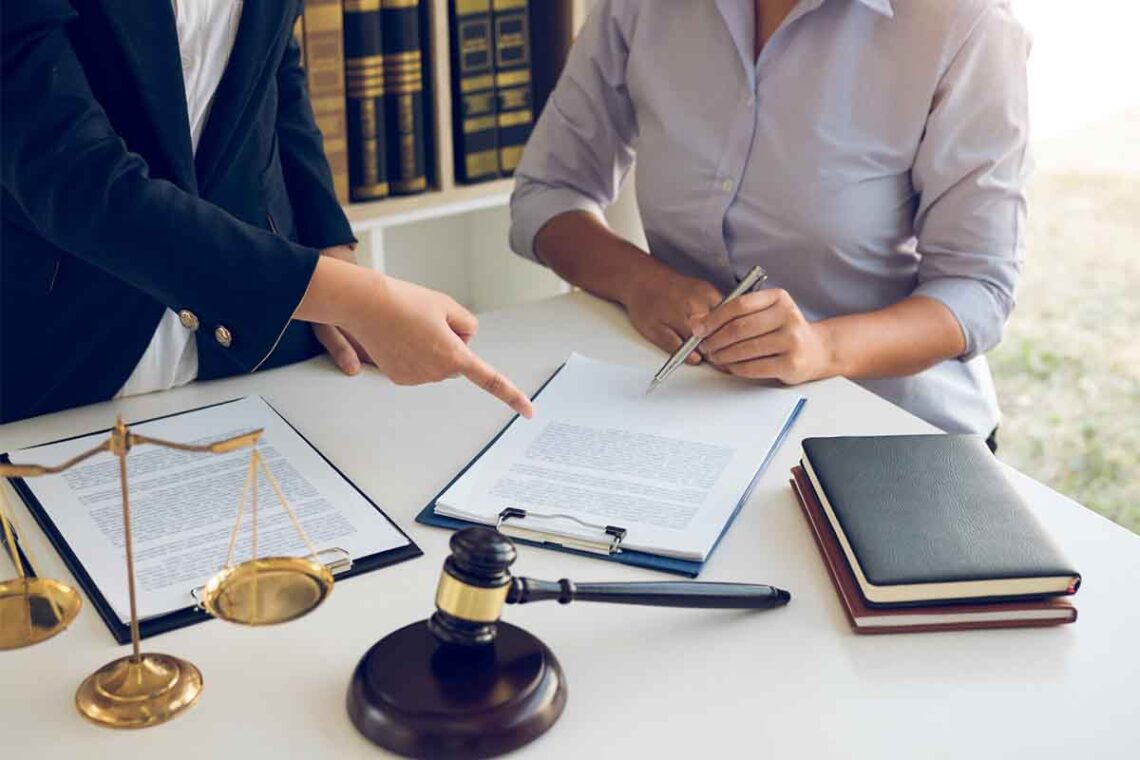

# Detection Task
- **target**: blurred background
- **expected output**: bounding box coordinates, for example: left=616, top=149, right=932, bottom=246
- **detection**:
left=993, top=1, right=1139, bottom=534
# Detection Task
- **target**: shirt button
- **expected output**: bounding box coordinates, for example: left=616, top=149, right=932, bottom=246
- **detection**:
left=181, top=52, right=193, bottom=71
left=214, top=325, right=233, bottom=348
left=720, top=179, right=734, bottom=193
left=178, top=309, right=199, bottom=331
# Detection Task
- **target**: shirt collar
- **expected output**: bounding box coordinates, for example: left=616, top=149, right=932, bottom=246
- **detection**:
left=855, top=0, right=894, bottom=18
left=715, top=0, right=894, bottom=85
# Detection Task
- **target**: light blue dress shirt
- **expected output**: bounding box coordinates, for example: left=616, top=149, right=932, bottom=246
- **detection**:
left=510, top=0, right=1031, bottom=434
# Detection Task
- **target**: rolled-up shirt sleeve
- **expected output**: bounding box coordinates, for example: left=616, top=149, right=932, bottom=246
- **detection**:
left=911, top=5, right=1031, bottom=360
left=509, top=0, right=639, bottom=261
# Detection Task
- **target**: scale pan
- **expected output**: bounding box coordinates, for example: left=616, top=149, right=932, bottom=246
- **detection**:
left=201, top=556, right=333, bottom=626
left=0, top=577, right=82, bottom=650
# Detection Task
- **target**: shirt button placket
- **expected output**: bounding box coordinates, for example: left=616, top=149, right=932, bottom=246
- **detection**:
left=714, top=76, right=763, bottom=276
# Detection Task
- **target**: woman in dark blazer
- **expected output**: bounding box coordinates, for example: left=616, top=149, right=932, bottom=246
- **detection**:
left=1, top=0, right=532, bottom=423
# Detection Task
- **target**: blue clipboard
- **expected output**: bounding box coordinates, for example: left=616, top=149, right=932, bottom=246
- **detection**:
left=416, top=364, right=806, bottom=578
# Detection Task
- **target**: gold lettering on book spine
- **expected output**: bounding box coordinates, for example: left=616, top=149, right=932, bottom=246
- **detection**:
left=495, top=69, right=530, bottom=88
left=466, top=149, right=499, bottom=177
left=457, top=0, right=491, bottom=15
left=497, top=109, right=532, bottom=128
left=499, top=144, right=524, bottom=172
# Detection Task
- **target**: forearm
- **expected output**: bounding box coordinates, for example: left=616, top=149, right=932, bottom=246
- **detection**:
left=533, top=210, right=671, bottom=307
left=820, top=295, right=967, bottom=379
left=294, top=256, right=382, bottom=331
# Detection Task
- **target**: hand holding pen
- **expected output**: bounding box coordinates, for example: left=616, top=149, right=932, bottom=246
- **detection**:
left=690, top=276, right=841, bottom=386
left=647, top=266, right=768, bottom=393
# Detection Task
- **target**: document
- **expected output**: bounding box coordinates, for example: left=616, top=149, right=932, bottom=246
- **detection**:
left=435, top=354, right=805, bottom=561
left=5, top=396, right=410, bottom=623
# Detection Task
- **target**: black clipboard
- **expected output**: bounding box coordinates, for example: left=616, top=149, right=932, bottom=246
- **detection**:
left=1, top=397, right=422, bottom=644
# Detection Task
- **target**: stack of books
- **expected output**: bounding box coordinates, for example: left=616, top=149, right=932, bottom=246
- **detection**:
left=342, top=0, right=432, bottom=201
left=792, top=435, right=1082, bottom=634
left=448, top=0, right=537, bottom=184
left=292, top=0, right=566, bottom=204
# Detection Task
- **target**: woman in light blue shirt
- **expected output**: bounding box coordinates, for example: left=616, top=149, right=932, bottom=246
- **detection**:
left=509, top=0, right=1030, bottom=440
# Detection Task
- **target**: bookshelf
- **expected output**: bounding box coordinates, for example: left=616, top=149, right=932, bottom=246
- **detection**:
left=342, top=0, right=584, bottom=231
left=337, top=0, right=592, bottom=313
left=345, top=177, right=515, bottom=232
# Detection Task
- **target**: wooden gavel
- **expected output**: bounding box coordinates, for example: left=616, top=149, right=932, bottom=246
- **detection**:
left=428, top=527, right=791, bottom=646
left=348, top=527, right=792, bottom=757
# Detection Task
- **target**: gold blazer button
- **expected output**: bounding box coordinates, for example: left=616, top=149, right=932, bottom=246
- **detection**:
left=178, top=310, right=200, bottom=331
left=214, top=325, right=233, bottom=348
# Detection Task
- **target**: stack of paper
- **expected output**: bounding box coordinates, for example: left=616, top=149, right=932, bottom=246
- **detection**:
left=433, top=354, right=805, bottom=563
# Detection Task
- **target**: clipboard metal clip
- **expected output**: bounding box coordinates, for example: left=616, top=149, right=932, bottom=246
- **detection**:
left=190, top=546, right=353, bottom=609
left=496, top=508, right=627, bottom=556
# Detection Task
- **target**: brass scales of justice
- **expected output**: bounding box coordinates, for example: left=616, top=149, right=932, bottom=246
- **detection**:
left=0, top=416, right=340, bottom=728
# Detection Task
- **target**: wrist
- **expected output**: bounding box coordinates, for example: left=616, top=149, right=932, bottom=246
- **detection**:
left=320, top=243, right=358, bottom=264
left=340, top=267, right=388, bottom=334
left=296, top=255, right=385, bottom=329
left=815, top=318, right=846, bottom=378
left=614, top=254, right=671, bottom=311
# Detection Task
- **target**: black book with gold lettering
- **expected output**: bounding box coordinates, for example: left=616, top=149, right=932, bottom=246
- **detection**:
left=416, top=0, right=436, bottom=190
left=381, top=0, right=429, bottom=195
left=449, top=0, right=499, bottom=183
left=343, top=0, right=390, bottom=201
left=491, top=0, right=533, bottom=175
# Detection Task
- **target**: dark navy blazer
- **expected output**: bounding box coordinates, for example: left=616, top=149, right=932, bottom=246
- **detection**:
left=1, top=0, right=355, bottom=422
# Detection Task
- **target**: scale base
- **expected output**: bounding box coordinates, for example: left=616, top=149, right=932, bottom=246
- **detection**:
left=0, top=577, right=82, bottom=650
left=347, top=620, right=567, bottom=759
left=76, top=653, right=203, bottom=728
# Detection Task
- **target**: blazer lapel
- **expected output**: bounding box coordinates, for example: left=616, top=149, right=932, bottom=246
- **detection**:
left=194, top=0, right=292, bottom=194
left=99, top=0, right=197, bottom=193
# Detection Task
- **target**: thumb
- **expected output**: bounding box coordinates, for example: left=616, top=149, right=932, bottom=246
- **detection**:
left=313, top=324, right=361, bottom=375
left=446, top=302, right=479, bottom=342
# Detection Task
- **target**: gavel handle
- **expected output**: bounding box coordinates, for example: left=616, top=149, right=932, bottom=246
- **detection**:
left=507, top=578, right=790, bottom=609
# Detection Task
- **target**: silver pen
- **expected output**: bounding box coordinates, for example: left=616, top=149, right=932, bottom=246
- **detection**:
left=645, top=265, right=768, bottom=394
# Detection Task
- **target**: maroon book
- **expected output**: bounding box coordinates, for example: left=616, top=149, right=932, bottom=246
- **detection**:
left=791, top=466, right=1076, bottom=634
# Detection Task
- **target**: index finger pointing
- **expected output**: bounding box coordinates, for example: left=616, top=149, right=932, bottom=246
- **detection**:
left=460, top=350, right=535, bottom=418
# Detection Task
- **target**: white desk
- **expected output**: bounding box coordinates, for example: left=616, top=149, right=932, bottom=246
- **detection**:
left=2, top=293, right=1138, bottom=759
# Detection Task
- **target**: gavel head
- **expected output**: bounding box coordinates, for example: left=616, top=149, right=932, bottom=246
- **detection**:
left=428, top=527, right=517, bottom=646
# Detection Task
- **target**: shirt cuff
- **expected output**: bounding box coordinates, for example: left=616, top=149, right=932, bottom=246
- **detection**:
left=509, top=186, right=606, bottom=263
left=913, top=276, right=1011, bottom=361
